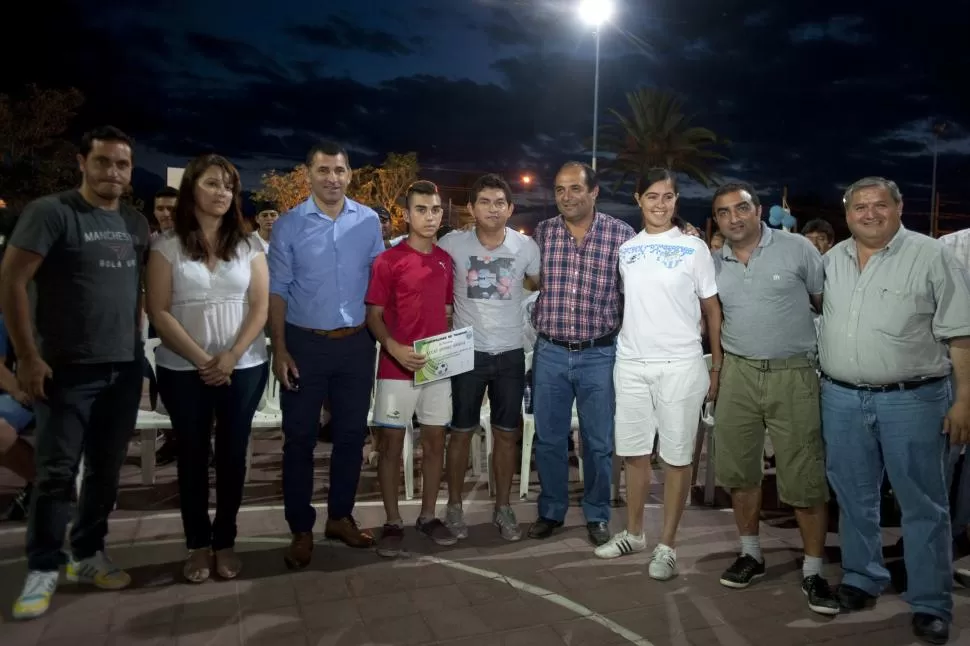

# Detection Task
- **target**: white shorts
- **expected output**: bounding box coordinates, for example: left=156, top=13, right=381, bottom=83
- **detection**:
left=614, top=356, right=709, bottom=466
left=372, top=378, right=452, bottom=428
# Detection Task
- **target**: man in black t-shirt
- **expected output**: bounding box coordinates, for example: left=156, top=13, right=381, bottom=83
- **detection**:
left=1, top=126, right=149, bottom=620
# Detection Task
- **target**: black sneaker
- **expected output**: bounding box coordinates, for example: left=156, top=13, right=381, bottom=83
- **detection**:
left=586, top=521, right=611, bottom=547
left=802, top=574, right=840, bottom=616
left=912, top=612, right=949, bottom=645
left=1, top=484, right=31, bottom=522
left=155, top=439, right=178, bottom=466
left=527, top=517, right=564, bottom=540
left=415, top=518, right=457, bottom=546
left=836, top=583, right=876, bottom=611
left=719, top=554, right=766, bottom=589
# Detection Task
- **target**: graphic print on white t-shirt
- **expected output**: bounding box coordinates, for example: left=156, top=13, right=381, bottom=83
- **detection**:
left=437, top=228, right=541, bottom=353
left=465, top=255, right=515, bottom=300
left=621, top=241, right=696, bottom=270
left=617, top=227, right=717, bottom=362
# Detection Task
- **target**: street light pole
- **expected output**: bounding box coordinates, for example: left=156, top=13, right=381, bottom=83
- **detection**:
left=578, top=0, right=612, bottom=172
left=592, top=28, right=601, bottom=171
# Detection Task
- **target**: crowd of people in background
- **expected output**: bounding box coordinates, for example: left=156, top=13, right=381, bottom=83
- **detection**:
left=0, top=125, right=968, bottom=646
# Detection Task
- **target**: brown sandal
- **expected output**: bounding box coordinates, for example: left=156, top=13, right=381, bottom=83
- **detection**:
left=183, top=549, right=212, bottom=584
left=214, top=548, right=242, bottom=579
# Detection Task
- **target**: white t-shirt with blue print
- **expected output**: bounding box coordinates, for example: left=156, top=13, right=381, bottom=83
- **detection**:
left=617, top=227, right=717, bottom=361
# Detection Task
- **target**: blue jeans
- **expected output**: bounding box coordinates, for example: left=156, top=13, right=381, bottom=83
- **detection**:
left=533, top=337, right=616, bottom=524
left=281, top=325, right=375, bottom=533
left=947, top=446, right=970, bottom=538
left=0, top=393, right=34, bottom=433
left=822, top=378, right=953, bottom=621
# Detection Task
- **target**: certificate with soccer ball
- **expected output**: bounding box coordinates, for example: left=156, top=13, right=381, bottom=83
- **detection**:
left=413, top=326, right=475, bottom=386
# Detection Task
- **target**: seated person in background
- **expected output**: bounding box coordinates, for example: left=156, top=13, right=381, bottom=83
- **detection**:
left=0, top=311, right=36, bottom=521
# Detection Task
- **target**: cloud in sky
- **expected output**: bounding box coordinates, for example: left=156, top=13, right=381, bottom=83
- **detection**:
left=3, top=0, right=968, bottom=224
left=286, top=17, right=422, bottom=57
left=789, top=16, right=869, bottom=45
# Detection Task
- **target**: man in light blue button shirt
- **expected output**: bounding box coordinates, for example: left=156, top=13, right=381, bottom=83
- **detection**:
left=268, top=141, right=384, bottom=567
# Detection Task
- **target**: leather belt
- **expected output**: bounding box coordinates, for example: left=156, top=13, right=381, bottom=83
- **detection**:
left=728, top=353, right=814, bottom=371
left=298, top=323, right=365, bottom=339
left=538, top=331, right=617, bottom=352
left=822, top=374, right=946, bottom=393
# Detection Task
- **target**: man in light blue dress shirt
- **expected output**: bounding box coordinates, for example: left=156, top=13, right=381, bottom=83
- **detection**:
left=268, top=141, right=384, bottom=568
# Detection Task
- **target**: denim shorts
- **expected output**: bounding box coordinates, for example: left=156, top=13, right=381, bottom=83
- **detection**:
left=451, top=349, right=525, bottom=431
left=0, top=393, right=34, bottom=434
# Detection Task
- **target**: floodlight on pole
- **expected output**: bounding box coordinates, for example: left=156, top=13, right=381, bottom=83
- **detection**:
left=577, top=0, right=613, bottom=172
left=578, top=0, right=613, bottom=26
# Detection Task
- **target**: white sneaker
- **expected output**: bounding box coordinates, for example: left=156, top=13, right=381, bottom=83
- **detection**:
left=593, top=530, right=646, bottom=559
left=13, top=570, right=59, bottom=620
left=648, top=544, right=677, bottom=580
left=66, top=551, right=131, bottom=590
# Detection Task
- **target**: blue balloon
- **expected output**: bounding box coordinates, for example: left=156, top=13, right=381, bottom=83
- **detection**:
left=782, top=213, right=797, bottom=230
left=768, top=205, right=787, bottom=225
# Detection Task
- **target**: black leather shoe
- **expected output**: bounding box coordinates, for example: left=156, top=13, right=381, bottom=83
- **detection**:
left=527, top=517, right=563, bottom=539
left=586, top=521, right=610, bottom=546
left=912, top=613, right=949, bottom=645
left=836, top=584, right=876, bottom=611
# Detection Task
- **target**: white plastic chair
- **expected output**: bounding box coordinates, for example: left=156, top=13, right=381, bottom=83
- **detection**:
left=246, top=337, right=281, bottom=482
left=132, top=338, right=171, bottom=485
left=370, top=341, right=417, bottom=500
left=690, top=354, right=717, bottom=505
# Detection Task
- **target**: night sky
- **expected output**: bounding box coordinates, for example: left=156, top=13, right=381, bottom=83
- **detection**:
left=4, top=0, right=969, bottom=233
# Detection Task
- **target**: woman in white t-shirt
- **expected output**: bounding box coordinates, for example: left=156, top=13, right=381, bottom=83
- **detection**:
left=146, top=154, right=269, bottom=584
left=593, top=168, right=722, bottom=582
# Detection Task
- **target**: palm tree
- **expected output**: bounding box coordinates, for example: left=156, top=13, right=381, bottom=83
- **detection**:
left=598, top=88, right=728, bottom=193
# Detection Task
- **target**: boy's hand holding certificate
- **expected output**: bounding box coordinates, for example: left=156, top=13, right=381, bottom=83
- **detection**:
left=412, top=326, right=475, bottom=385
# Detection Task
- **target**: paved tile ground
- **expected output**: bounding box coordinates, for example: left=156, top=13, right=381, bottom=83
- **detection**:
left=0, top=432, right=967, bottom=645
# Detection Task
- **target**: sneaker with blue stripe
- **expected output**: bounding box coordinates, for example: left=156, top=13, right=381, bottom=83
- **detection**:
left=13, top=570, right=59, bottom=620
left=66, top=551, right=131, bottom=590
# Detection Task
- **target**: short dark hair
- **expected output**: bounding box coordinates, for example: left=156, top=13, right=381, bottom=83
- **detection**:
left=173, top=154, right=250, bottom=262
left=712, top=181, right=761, bottom=208
left=154, top=186, right=178, bottom=201
left=79, top=126, right=134, bottom=158
left=801, top=218, right=835, bottom=243
left=557, top=161, right=598, bottom=192
left=305, top=141, right=350, bottom=168
left=640, top=168, right=679, bottom=195
left=405, top=180, right=439, bottom=208
left=469, top=174, right=512, bottom=205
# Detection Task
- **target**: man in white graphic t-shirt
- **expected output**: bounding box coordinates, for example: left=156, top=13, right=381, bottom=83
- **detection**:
left=593, top=169, right=722, bottom=583
left=437, top=174, right=540, bottom=541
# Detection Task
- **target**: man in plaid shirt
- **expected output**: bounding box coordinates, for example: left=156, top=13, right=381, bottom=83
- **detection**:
left=528, top=162, right=635, bottom=546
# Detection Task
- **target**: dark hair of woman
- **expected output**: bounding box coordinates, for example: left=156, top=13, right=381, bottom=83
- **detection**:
left=640, top=167, right=679, bottom=194
left=173, top=154, right=251, bottom=262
